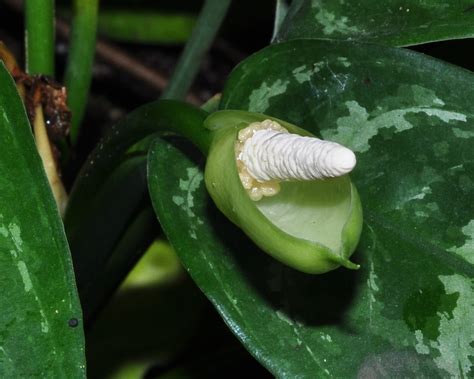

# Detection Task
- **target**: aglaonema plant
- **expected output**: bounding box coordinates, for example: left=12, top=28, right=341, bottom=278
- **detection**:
left=1, top=0, right=474, bottom=377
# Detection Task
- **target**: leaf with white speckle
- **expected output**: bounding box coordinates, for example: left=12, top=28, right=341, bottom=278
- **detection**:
left=276, top=0, right=474, bottom=46
left=217, top=39, right=474, bottom=377
left=0, top=63, right=85, bottom=377
left=148, top=40, right=474, bottom=377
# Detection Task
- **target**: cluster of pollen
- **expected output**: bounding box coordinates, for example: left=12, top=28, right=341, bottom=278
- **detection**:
left=235, top=120, right=286, bottom=201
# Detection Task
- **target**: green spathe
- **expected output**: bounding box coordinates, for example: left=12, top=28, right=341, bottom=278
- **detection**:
left=204, top=110, right=363, bottom=274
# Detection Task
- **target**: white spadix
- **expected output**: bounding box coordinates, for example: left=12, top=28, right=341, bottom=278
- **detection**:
left=235, top=119, right=357, bottom=201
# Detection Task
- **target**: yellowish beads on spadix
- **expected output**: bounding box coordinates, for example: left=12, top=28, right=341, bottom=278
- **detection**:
left=235, top=120, right=286, bottom=201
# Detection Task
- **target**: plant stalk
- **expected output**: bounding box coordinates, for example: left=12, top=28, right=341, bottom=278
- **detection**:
left=162, top=0, right=232, bottom=100
left=64, top=0, right=99, bottom=143
left=25, top=0, right=55, bottom=76
left=33, top=105, right=68, bottom=216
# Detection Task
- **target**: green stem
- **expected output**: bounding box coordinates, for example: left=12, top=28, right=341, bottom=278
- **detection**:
left=65, top=100, right=211, bottom=238
left=162, top=0, right=232, bottom=100
left=98, top=10, right=196, bottom=44
left=25, top=0, right=55, bottom=75
left=64, top=0, right=99, bottom=143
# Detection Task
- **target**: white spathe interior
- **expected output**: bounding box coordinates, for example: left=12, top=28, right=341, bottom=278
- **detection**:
left=255, top=176, right=352, bottom=253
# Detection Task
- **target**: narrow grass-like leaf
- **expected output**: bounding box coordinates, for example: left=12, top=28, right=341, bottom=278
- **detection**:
left=64, top=0, right=99, bottom=142
left=0, top=63, right=85, bottom=376
left=272, top=0, right=289, bottom=41
left=98, top=9, right=196, bottom=44
left=162, top=0, right=232, bottom=100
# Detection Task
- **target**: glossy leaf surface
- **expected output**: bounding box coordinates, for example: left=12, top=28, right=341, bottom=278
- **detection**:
left=150, top=40, right=474, bottom=377
left=276, top=0, right=474, bottom=46
left=0, top=64, right=85, bottom=376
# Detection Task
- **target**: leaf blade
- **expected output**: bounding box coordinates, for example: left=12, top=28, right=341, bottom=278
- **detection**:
left=150, top=40, right=474, bottom=377
left=276, top=0, right=474, bottom=46
left=0, top=64, right=85, bottom=376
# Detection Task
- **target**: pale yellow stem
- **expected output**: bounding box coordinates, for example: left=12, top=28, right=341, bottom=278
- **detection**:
left=0, top=42, right=26, bottom=98
left=33, top=105, right=68, bottom=216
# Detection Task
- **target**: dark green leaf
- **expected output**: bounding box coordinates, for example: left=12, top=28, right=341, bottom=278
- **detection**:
left=276, top=0, right=474, bottom=46
left=0, top=64, right=85, bottom=376
left=150, top=40, right=474, bottom=377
